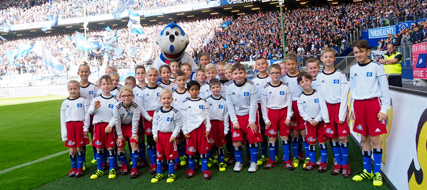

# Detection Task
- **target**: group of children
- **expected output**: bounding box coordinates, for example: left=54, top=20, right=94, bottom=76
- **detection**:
left=60, top=39, right=390, bottom=187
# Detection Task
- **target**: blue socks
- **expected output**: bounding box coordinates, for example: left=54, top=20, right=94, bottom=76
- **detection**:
left=156, top=160, right=163, bottom=174
left=70, top=154, right=77, bottom=169
left=119, top=152, right=128, bottom=167
left=341, top=143, right=349, bottom=165
left=147, top=148, right=156, bottom=165
left=292, top=137, right=300, bottom=159
left=108, top=150, right=116, bottom=170
left=201, top=158, right=208, bottom=172
left=269, top=143, right=276, bottom=161
left=282, top=140, right=290, bottom=161
left=373, top=149, right=383, bottom=174
left=250, top=146, right=259, bottom=163
left=96, top=150, right=105, bottom=171
left=138, top=142, right=146, bottom=161
left=77, top=151, right=84, bottom=169
left=168, top=161, right=175, bottom=174
left=309, top=145, right=316, bottom=162
left=319, top=143, right=328, bottom=163
left=131, top=150, right=139, bottom=169
left=234, top=146, right=243, bottom=163
left=302, top=138, right=309, bottom=159
left=363, top=151, right=372, bottom=173
left=188, top=158, right=195, bottom=170
left=332, top=141, right=342, bottom=166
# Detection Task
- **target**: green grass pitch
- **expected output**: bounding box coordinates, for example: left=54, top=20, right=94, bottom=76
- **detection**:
left=0, top=97, right=391, bottom=190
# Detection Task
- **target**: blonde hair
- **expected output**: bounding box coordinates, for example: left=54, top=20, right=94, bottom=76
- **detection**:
left=321, top=48, right=337, bottom=57
left=159, top=88, right=172, bottom=98
left=109, top=71, right=120, bottom=78
left=68, top=80, right=79, bottom=86
left=106, top=66, right=118, bottom=73
left=268, top=64, right=281, bottom=72
left=119, top=85, right=134, bottom=96
left=78, top=62, right=90, bottom=72
left=146, top=67, right=159, bottom=74
left=204, top=64, right=217, bottom=72
left=180, top=62, right=192, bottom=70
left=284, top=53, right=297, bottom=61
left=223, top=63, right=232, bottom=71
left=216, top=62, right=226, bottom=67
left=306, top=58, right=320, bottom=67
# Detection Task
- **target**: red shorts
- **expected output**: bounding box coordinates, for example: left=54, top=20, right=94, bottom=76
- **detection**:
left=304, top=121, right=328, bottom=144
left=324, top=103, right=350, bottom=138
left=143, top=111, right=155, bottom=135
left=92, top=123, right=116, bottom=149
left=88, top=114, right=94, bottom=134
left=210, top=120, right=226, bottom=146
left=186, top=123, right=211, bottom=156
left=231, top=114, right=263, bottom=144
left=257, top=103, right=266, bottom=130
left=265, top=108, right=291, bottom=138
left=353, top=98, right=387, bottom=136
left=65, top=121, right=88, bottom=148
left=117, top=124, right=138, bottom=148
left=291, top=101, right=304, bottom=130
left=156, top=132, right=178, bottom=161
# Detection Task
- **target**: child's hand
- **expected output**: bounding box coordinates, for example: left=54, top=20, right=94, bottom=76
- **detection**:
left=233, top=122, right=240, bottom=129
left=310, top=119, right=318, bottom=126
left=248, top=123, right=258, bottom=134
left=285, top=119, right=291, bottom=126
left=105, top=126, right=112, bottom=133
left=350, top=111, right=355, bottom=120
left=224, top=132, right=228, bottom=136
left=154, top=136, right=158, bottom=142
left=83, top=131, right=88, bottom=136
left=150, top=118, right=153, bottom=122
left=116, top=138, right=124, bottom=147
left=205, top=131, right=210, bottom=137
left=339, top=120, right=345, bottom=124
left=131, top=135, right=138, bottom=142
left=184, top=133, right=190, bottom=138
left=94, top=101, right=101, bottom=109
left=265, top=122, right=271, bottom=128
left=169, top=136, right=176, bottom=142
left=378, top=112, right=386, bottom=121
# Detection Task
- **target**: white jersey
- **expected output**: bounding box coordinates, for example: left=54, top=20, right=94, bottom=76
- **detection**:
left=281, top=74, right=303, bottom=101
left=225, top=79, right=258, bottom=124
left=205, top=95, right=230, bottom=135
left=157, top=80, right=177, bottom=92
left=181, top=98, right=211, bottom=134
left=251, top=74, right=271, bottom=103
left=350, top=61, right=390, bottom=114
left=199, top=82, right=226, bottom=99
left=136, top=85, right=164, bottom=121
left=316, top=69, right=350, bottom=121
left=96, top=86, right=121, bottom=98
left=297, top=90, right=329, bottom=123
left=172, top=89, right=190, bottom=114
left=80, top=82, right=98, bottom=103
left=261, top=82, right=293, bottom=123
left=112, top=101, right=141, bottom=138
left=311, top=79, right=317, bottom=90
left=87, top=94, right=119, bottom=127
left=60, top=97, right=89, bottom=141
left=152, top=106, right=182, bottom=138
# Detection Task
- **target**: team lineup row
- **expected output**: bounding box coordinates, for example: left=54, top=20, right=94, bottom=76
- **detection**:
left=60, top=41, right=390, bottom=186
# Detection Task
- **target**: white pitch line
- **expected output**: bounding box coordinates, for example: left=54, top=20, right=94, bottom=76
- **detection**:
left=0, top=149, right=69, bottom=175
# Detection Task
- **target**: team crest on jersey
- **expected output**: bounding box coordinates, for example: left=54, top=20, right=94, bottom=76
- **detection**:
left=218, top=105, right=224, bottom=109
left=366, top=72, right=373, bottom=77
left=89, top=91, right=94, bottom=94
left=356, top=124, right=363, bottom=131
left=207, top=138, right=214, bottom=144
left=128, top=112, right=133, bottom=117
left=314, top=98, right=319, bottom=103
left=77, top=103, right=83, bottom=107
left=232, top=132, right=240, bottom=138
left=325, top=128, right=334, bottom=134
left=157, top=151, right=163, bottom=158
left=67, top=140, right=74, bottom=146
left=268, top=129, right=276, bottom=135
left=243, top=92, right=249, bottom=96
left=95, top=140, right=102, bottom=145
left=108, top=104, right=114, bottom=108
left=333, top=79, right=340, bottom=84
left=146, top=128, right=152, bottom=133
left=280, top=91, right=285, bottom=95
left=113, top=95, right=117, bottom=98
left=187, top=146, right=196, bottom=153
left=307, top=137, right=316, bottom=143
left=199, top=105, right=204, bottom=109
left=167, top=117, right=173, bottom=122
left=156, top=93, right=160, bottom=97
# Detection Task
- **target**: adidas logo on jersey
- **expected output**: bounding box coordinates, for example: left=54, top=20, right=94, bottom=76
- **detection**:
left=232, top=92, right=236, bottom=95
left=269, top=91, right=272, bottom=94
left=375, top=128, right=381, bottom=132
left=321, top=80, right=325, bottom=83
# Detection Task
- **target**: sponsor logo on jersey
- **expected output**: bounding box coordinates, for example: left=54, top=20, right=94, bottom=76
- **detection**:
left=366, top=72, right=373, bottom=77
left=243, top=92, right=249, bottom=96
left=77, top=103, right=83, bottom=107
left=108, top=104, right=114, bottom=108
left=333, top=79, right=340, bottom=84
left=280, top=91, right=285, bottom=95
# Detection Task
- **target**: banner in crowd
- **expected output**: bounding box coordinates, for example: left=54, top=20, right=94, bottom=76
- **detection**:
left=128, top=10, right=143, bottom=35
left=412, top=42, right=427, bottom=79
left=368, top=25, right=396, bottom=39
left=142, top=8, right=163, bottom=17
left=348, top=88, right=427, bottom=190
left=162, top=4, right=192, bottom=14
left=220, top=0, right=262, bottom=5
left=41, top=12, right=58, bottom=32
left=113, top=0, right=135, bottom=19
left=397, top=21, right=415, bottom=33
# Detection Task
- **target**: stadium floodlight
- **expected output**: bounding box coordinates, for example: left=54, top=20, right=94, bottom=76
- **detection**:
left=279, top=0, right=284, bottom=5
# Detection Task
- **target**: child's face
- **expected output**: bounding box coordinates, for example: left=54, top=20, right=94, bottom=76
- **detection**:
left=146, top=70, right=158, bottom=85
left=170, top=62, right=179, bottom=75
left=199, top=55, right=210, bottom=68
left=78, top=66, right=91, bottom=80
left=269, top=68, right=281, bottom=82
left=256, top=59, right=268, bottom=73
left=217, top=65, right=225, bottom=79
left=206, top=70, right=217, bottom=82
left=280, top=63, right=287, bottom=76
left=105, top=68, right=113, bottom=75
left=125, top=79, right=136, bottom=88
left=321, top=52, right=336, bottom=67
left=298, top=76, right=312, bottom=90
left=353, top=47, right=371, bottom=63
left=181, top=65, right=192, bottom=79
left=160, top=68, right=171, bottom=81
left=175, top=76, right=187, bottom=89
left=286, top=60, right=298, bottom=74
left=160, top=92, right=173, bottom=107
left=188, top=85, right=200, bottom=98
left=119, top=90, right=134, bottom=105
left=232, top=69, right=246, bottom=84
left=100, top=79, right=112, bottom=93
left=210, top=84, right=221, bottom=96
left=225, top=68, right=232, bottom=80
left=135, top=68, right=146, bottom=83
left=68, top=83, right=80, bottom=99
left=111, top=75, right=120, bottom=88
left=306, top=62, right=320, bottom=79
left=196, top=71, right=206, bottom=84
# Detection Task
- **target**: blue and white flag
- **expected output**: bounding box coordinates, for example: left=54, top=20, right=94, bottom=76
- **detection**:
left=113, top=0, right=135, bottom=19
left=103, top=26, right=111, bottom=32
left=6, top=50, right=17, bottom=66
left=128, top=10, right=143, bottom=35
left=42, top=45, right=64, bottom=76
left=0, top=35, right=7, bottom=46
left=41, top=12, right=59, bottom=32
left=127, top=47, right=139, bottom=57
left=75, top=32, right=89, bottom=51
left=0, top=26, right=10, bottom=33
